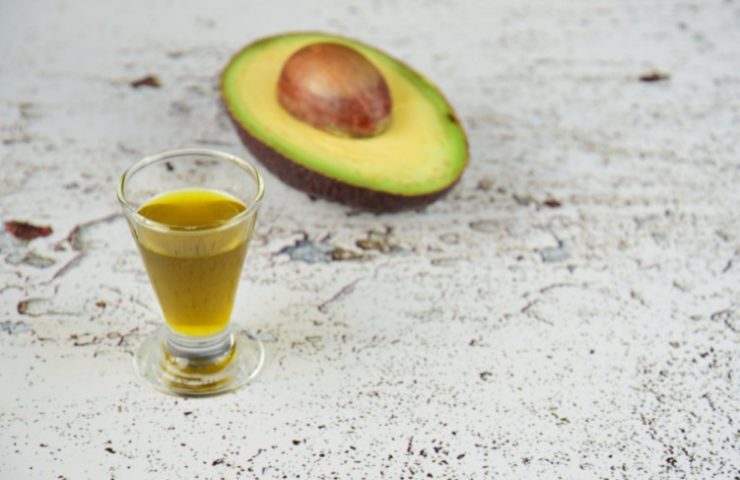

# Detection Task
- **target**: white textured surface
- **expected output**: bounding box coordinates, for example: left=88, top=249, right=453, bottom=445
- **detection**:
left=1, top=0, right=739, bottom=478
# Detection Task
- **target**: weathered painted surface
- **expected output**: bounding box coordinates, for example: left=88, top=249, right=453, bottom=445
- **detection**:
left=1, top=0, right=738, bottom=478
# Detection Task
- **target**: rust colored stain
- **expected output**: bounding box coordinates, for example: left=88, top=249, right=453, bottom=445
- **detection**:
left=130, top=75, right=161, bottom=88
left=4, top=221, right=53, bottom=241
left=639, top=71, right=670, bottom=82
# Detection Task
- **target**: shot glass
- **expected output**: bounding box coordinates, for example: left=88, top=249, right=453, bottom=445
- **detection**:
left=117, top=149, right=265, bottom=396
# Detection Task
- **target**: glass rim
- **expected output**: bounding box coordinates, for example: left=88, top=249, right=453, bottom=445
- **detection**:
left=117, top=148, right=265, bottom=235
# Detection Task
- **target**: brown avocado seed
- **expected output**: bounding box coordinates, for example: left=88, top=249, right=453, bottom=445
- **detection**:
left=277, top=42, right=392, bottom=138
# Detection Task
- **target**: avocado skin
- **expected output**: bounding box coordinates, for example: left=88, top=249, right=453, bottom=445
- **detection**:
left=225, top=108, right=459, bottom=212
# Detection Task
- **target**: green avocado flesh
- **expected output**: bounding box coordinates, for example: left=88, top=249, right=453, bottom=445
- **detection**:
left=221, top=32, right=468, bottom=202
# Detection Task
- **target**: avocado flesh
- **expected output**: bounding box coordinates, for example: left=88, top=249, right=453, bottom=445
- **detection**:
left=221, top=32, right=468, bottom=209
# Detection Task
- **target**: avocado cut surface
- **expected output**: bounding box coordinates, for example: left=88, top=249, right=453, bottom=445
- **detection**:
left=221, top=32, right=468, bottom=211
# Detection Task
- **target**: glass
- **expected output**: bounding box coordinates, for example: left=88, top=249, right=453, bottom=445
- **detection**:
left=117, top=149, right=265, bottom=396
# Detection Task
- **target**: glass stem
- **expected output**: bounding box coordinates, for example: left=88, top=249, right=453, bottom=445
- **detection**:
left=166, top=327, right=234, bottom=360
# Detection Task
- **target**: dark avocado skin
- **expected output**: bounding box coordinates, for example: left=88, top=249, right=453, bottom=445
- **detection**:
left=225, top=108, right=459, bottom=212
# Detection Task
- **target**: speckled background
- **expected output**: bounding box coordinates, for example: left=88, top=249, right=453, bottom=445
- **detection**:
left=1, top=0, right=739, bottom=478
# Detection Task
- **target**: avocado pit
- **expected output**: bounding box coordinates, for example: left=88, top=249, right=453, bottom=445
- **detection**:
left=277, top=42, right=392, bottom=138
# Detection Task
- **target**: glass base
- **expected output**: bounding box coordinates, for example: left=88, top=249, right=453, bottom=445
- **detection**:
left=134, top=326, right=264, bottom=397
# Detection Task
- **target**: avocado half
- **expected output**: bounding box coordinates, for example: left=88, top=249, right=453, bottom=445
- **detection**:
left=221, top=32, right=468, bottom=212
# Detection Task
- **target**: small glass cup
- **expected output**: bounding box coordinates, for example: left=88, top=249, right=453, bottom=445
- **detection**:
left=117, top=149, right=265, bottom=396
